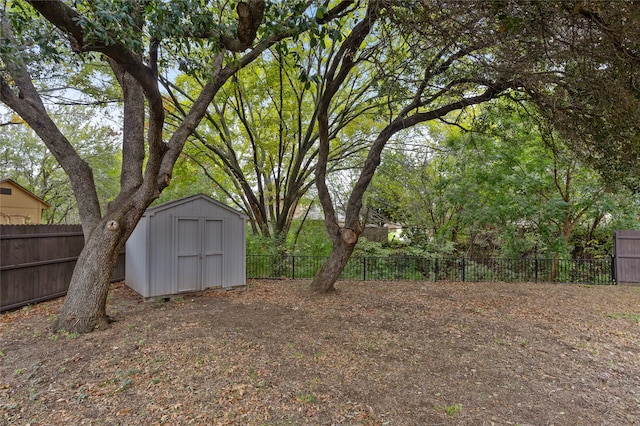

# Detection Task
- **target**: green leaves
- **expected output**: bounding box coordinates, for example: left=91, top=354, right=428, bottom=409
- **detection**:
left=368, top=99, right=640, bottom=259
left=0, top=105, right=120, bottom=223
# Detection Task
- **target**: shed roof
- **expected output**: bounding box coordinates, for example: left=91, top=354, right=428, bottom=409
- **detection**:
left=144, top=194, right=247, bottom=218
left=0, top=178, right=51, bottom=208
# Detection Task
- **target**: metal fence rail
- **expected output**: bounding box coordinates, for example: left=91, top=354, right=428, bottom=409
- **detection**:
left=247, top=255, right=615, bottom=285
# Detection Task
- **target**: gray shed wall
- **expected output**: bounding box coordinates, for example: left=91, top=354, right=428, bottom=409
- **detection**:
left=125, top=195, right=246, bottom=299
left=125, top=215, right=150, bottom=297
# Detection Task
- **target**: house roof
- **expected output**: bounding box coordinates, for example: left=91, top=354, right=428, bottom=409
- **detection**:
left=0, top=178, right=51, bottom=208
left=143, top=193, right=247, bottom=218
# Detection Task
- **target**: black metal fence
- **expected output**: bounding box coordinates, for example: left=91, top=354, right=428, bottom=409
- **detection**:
left=247, top=255, right=615, bottom=285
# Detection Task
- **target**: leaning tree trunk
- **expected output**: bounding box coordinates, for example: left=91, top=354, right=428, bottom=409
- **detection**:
left=52, top=224, right=124, bottom=332
left=310, top=228, right=359, bottom=292
left=50, top=203, right=146, bottom=333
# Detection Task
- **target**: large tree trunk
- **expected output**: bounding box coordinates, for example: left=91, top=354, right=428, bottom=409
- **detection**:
left=52, top=200, right=149, bottom=333
left=4, top=0, right=345, bottom=334
left=309, top=5, right=378, bottom=294
left=52, top=224, right=126, bottom=333
left=310, top=228, right=358, bottom=292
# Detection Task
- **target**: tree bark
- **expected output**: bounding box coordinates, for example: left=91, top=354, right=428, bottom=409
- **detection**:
left=51, top=194, right=151, bottom=332
left=3, top=1, right=276, bottom=333
left=309, top=235, right=357, bottom=292
left=309, top=4, right=378, bottom=293
left=308, top=2, right=513, bottom=294
left=52, top=223, right=126, bottom=332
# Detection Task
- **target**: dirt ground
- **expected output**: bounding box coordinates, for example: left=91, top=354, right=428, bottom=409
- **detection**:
left=1, top=279, right=640, bottom=425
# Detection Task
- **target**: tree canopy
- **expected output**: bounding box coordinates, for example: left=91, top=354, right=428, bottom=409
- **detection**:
left=0, top=0, right=355, bottom=332
left=2, top=0, right=640, bottom=329
left=369, top=102, right=640, bottom=260
left=162, top=30, right=383, bottom=242
left=1, top=105, right=120, bottom=223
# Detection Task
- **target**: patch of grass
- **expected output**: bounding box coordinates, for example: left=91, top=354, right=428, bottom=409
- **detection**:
left=49, top=330, right=78, bottom=341
left=118, top=378, right=133, bottom=392
left=248, top=369, right=258, bottom=381
left=99, top=369, right=141, bottom=392
left=29, top=389, right=39, bottom=401
left=76, top=388, right=88, bottom=403
left=152, top=297, right=167, bottom=308
left=14, top=368, right=26, bottom=375
left=470, top=306, right=485, bottom=315
left=286, top=342, right=304, bottom=359
left=435, top=403, right=463, bottom=417
left=605, top=312, right=640, bottom=323
left=296, top=392, right=318, bottom=404
left=60, top=330, right=79, bottom=340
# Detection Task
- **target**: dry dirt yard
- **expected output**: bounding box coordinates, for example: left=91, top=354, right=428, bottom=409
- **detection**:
left=1, top=279, right=640, bottom=425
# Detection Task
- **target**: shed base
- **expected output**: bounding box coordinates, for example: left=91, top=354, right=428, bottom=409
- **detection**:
left=139, top=284, right=247, bottom=302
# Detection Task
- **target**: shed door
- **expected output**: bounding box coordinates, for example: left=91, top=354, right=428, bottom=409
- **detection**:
left=174, top=217, right=223, bottom=293
left=203, top=219, right=223, bottom=288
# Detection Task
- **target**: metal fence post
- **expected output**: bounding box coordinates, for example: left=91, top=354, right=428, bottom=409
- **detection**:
left=292, top=255, right=295, bottom=280
left=363, top=257, right=367, bottom=281
left=535, top=258, right=538, bottom=283
left=611, top=254, right=616, bottom=283
left=461, top=258, right=465, bottom=282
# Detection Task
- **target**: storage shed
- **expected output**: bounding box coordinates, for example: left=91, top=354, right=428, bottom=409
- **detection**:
left=125, top=194, right=246, bottom=300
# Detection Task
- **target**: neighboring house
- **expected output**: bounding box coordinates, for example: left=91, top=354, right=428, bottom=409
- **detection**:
left=0, top=179, right=50, bottom=224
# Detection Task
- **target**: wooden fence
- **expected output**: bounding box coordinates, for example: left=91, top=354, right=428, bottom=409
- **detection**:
left=614, top=230, right=640, bottom=284
left=1, top=225, right=125, bottom=312
left=3, top=226, right=638, bottom=312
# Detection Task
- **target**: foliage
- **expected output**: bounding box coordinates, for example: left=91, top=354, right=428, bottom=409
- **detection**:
left=368, top=101, right=640, bottom=259
left=309, top=0, right=576, bottom=291
left=0, top=106, right=120, bottom=223
left=1, top=0, right=358, bottom=332
left=351, top=237, right=392, bottom=258
left=246, top=218, right=333, bottom=257
left=153, top=153, right=231, bottom=207
left=527, top=2, right=640, bottom=192
left=163, top=23, right=384, bottom=241
left=288, top=219, right=333, bottom=257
